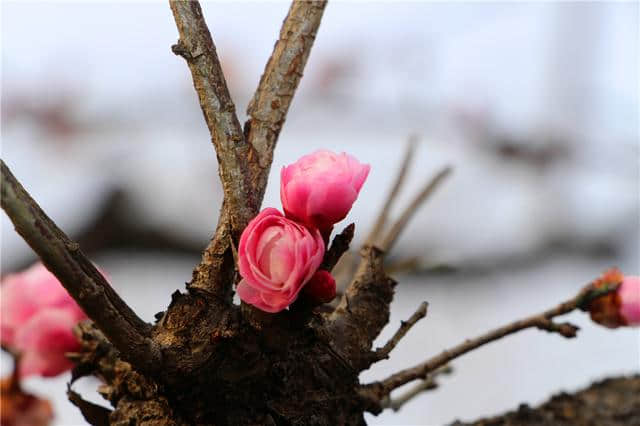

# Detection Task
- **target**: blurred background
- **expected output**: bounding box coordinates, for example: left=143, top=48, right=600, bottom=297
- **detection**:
left=1, top=1, right=638, bottom=425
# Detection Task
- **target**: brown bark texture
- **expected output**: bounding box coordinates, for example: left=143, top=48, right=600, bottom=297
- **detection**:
left=454, top=375, right=640, bottom=426
left=0, top=1, right=631, bottom=425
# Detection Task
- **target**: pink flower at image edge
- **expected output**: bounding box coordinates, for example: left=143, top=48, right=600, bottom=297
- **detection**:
left=619, top=275, right=640, bottom=326
left=588, top=269, right=640, bottom=328
left=1, top=263, right=87, bottom=377
left=280, top=150, right=370, bottom=233
left=237, top=208, right=325, bottom=313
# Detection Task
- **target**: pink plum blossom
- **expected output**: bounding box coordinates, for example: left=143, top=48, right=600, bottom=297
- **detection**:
left=280, top=150, right=370, bottom=235
left=1, top=263, right=87, bottom=377
left=588, top=268, right=640, bottom=328
left=618, top=275, right=640, bottom=326
left=237, top=208, right=325, bottom=313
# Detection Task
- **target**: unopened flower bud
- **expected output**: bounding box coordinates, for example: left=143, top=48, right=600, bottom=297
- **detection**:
left=588, top=268, right=640, bottom=328
left=280, top=150, right=370, bottom=237
left=302, top=270, right=337, bottom=305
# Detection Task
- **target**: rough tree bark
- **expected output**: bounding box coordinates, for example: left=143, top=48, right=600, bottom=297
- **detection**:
left=0, top=1, right=629, bottom=425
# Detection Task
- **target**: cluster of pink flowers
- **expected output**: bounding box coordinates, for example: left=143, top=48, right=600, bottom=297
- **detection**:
left=588, top=268, right=640, bottom=328
left=237, top=150, right=370, bottom=312
left=1, top=263, right=87, bottom=377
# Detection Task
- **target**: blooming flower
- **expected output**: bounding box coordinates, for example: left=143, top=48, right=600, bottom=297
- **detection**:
left=237, top=208, right=325, bottom=313
left=280, top=150, right=370, bottom=236
left=1, top=263, right=87, bottom=377
left=588, top=268, right=640, bottom=328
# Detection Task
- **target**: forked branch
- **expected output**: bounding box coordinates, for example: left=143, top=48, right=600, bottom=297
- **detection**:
left=361, top=283, right=618, bottom=411
left=171, top=0, right=328, bottom=299
left=0, top=160, right=161, bottom=374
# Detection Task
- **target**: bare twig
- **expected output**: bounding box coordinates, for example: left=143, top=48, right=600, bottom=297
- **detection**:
left=245, top=0, right=328, bottom=205
left=380, top=166, right=452, bottom=252
left=322, top=224, right=355, bottom=271
left=1, top=160, right=161, bottom=374
left=366, top=136, right=418, bottom=246
left=373, top=301, right=428, bottom=361
left=381, top=366, right=452, bottom=412
left=361, top=284, right=616, bottom=408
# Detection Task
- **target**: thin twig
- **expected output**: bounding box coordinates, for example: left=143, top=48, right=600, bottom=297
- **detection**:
left=365, top=136, right=418, bottom=246
left=245, top=0, right=328, bottom=206
left=380, top=166, right=452, bottom=252
left=1, top=160, right=161, bottom=374
left=373, top=301, right=428, bottom=361
left=321, top=224, right=355, bottom=271
left=381, top=366, right=452, bottom=412
left=362, top=283, right=616, bottom=407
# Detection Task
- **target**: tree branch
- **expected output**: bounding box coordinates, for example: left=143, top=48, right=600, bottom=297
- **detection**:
left=169, top=0, right=254, bottom=297
left=1, top=160, right=161, bottom=374
left=361, top=283, right=617, bottom=410
left=380, top=166, right=452, bottom=252
left=372, top=301, right=428, bottom=361
left=169, top=0, right=254, bottom=225
left=245, top=0, right=328, bottom=206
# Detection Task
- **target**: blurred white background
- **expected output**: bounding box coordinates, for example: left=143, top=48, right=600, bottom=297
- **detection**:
left=1, top=1, right=638, bottom=425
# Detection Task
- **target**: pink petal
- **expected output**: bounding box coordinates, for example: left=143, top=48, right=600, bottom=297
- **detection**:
left=14, top=309, right=81, bottom=378
left=236, top=280, right=263, bottom=306
left=619, top=276, right=640, bottom=325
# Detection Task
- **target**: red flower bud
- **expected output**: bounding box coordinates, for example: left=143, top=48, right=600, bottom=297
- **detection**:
left=588, top=268, right=640, bottom=328
left=302, top=270, right=337, bottom=305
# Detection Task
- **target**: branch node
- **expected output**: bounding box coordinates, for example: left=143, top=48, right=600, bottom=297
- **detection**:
left=171, top=40, right=193, bottom=61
